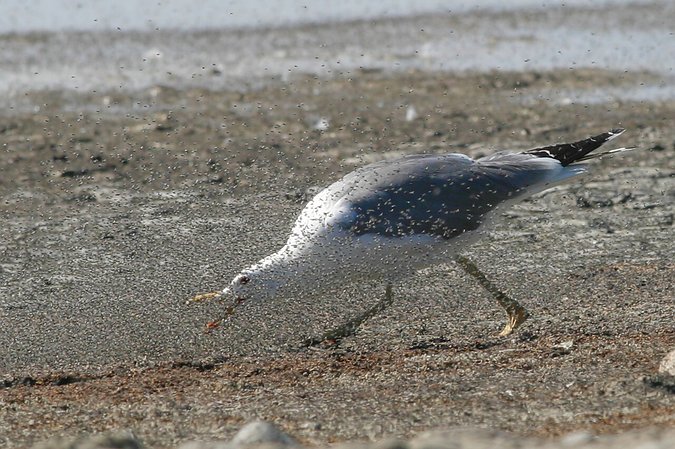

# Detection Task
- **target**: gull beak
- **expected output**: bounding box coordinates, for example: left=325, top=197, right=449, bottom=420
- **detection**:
left=189, top=287, right=245, bottom=331
left=187, top=291, right=222, bottom=304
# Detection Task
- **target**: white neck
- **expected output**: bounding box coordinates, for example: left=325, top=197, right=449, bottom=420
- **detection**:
left=247, top=243, right=349, bottom=299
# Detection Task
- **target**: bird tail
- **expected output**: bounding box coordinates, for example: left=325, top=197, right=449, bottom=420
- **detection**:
left=525, top=128, right=632, bottom=166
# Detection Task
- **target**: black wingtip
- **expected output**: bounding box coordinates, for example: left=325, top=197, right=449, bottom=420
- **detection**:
left=525, top=128, right=627, bottom=166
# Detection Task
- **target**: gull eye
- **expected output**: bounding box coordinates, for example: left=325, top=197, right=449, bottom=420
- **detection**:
left=239, top=275, right=250, bottom=285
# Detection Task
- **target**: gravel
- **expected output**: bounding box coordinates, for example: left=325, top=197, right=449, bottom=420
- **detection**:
left=30, top=422, right=675, bottom=449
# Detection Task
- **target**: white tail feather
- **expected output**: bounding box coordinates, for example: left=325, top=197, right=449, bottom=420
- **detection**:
left=577, top=146, right=637, bottom=162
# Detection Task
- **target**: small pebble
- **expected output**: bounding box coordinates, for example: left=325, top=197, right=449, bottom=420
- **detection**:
left=405, top=106, right=418, bottom=122
left=229, top=421, right=298, bottom=448
left=313, top=117, right=330, bottom=131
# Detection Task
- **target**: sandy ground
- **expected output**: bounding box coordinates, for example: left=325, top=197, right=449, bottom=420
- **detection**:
left=0, top=67, right=673, bottom=448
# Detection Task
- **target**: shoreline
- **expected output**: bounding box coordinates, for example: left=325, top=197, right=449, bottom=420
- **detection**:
left=1, top=1, right=673, bottom=101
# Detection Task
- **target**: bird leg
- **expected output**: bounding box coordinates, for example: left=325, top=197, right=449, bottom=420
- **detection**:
left=455, top=255, right=529, bottom=336
left=302, top=283, right=394, bottom=347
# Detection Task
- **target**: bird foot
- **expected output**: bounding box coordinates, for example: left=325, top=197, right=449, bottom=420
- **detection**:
left=455, top=255, right=531, bottom=337
left=499, top=306, right=530, bottom=337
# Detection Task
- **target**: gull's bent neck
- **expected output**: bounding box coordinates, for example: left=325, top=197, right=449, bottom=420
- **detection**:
left=247, top=241, right=350, bottom=299
left=246, top=245, right=308, bottom=296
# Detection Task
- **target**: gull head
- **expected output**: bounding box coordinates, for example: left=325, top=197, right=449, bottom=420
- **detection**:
left=219, top=246, right=318, bottom=315
left=221, top=268, right=283, bottom=313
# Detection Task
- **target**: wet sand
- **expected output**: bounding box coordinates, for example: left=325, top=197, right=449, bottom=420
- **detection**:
left=1, top=4, right=674, bottom=448
left=1, top=66, right=673, bottom=448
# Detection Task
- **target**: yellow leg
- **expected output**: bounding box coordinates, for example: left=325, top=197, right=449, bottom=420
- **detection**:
left=302, top=283, right=395, bottom=347
left=455, top=255, right=530, bottom=336
left=498, top=303, right=529, bottom=337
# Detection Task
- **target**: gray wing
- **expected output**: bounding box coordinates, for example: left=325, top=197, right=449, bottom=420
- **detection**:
left=330, top=153, right=560, bottom=239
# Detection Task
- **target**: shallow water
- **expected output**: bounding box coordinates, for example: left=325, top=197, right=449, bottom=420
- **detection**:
left=0, top=0, right=657, bottom=34
left=0, top=0, right=673, bottom=107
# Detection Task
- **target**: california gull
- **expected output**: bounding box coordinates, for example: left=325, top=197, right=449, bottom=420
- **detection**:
left=191, top=128, right=631, bottom=338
